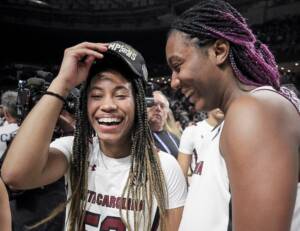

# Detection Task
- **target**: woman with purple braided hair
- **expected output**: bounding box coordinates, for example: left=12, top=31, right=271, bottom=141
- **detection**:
left=165, top=0, right=300, bottom=230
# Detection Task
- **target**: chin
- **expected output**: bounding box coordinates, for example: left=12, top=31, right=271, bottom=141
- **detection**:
left=96, top=132, right=115, bottom=142
left=102, top=139, right=125, bottom=148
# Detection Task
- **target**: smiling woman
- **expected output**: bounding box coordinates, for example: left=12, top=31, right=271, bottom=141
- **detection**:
left=1, top=41, right=187, bottom=231
left=87, top=70, right=135, bottom=157
left=165, top=0, right=300, bottom=231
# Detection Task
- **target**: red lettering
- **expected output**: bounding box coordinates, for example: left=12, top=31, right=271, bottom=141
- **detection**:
left=97, top=193, right=103, bottom=205
left=87, top=190, right=96, bottom=203
left=116, top=197, right=122, bottom=209
left=109, top=196, right=116, bottom=208
left=100, top=216, right=126, bottom=231
left=84, top=211, right=100, bottom=227
left=194, top=161, right=204, bottom=175
left=102, top=195, right=109, bottom=207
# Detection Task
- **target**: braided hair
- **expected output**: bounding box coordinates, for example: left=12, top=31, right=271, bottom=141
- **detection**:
left=67, top=58, right=167, bottom=230
left=169, top=0, right=300, bottom=111
left=169, top=0, right=281, bottom=90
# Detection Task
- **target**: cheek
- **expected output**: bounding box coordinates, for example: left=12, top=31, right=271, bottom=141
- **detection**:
left=188, top=65, right=202, bottom=81
left=87, top=99, right=98, bottom=119
left=129, top=108, right=135, bottom=125
left=86, top=103, right=93, bottom=123
left=179, top=65, right=197, bottom=84
left=162, top=109, right=168, bottom=118
left=126, top=111, right=135, bottom=132
left=184, top=57, right=207, bottom=82
left=87, top=99, right=94, bottom=113
left=147, top=107, right=153, bottom=113
left=148, top=108, right=156, bottom=118
left=125, top=99, right=135, bottom=124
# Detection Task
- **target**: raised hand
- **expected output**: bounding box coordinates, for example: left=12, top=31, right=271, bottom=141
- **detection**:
left=55, top=42, right=108, bottom=93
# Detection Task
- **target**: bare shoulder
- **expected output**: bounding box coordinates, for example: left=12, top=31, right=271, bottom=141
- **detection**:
left=220, top=90, right=300, bottom=166
left=220, top=90, right=300, bottom=230
left=222, top=91, right=300, bottom=147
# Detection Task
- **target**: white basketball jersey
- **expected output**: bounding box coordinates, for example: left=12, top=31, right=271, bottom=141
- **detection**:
left=179, top=123, right=231, bottom=231
left=179, top=120, right=214, bottom=171
left=51, top=136, right=187, bottom=231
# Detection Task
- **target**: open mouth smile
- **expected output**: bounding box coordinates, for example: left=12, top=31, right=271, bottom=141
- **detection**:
left=97, top=117, right=123, bottom=126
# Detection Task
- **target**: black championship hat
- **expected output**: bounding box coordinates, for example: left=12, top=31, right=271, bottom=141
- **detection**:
left=89, top=41, right=148, bottom=84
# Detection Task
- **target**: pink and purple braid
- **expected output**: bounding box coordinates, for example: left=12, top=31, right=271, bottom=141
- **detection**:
left=170, top=0, right=281, bottom=90
left=169, top=0, right=300, bottom=111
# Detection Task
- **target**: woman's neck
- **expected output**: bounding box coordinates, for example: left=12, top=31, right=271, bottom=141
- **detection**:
left=99, top=139, right=131, bottom=159
left=219, top=69, right=256, bottom=114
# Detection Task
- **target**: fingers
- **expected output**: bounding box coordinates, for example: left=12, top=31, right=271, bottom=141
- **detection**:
left=64, top=48, right=101, bottom=61
left=55, top=41, right=109, bottom=91
left=84, top=55, right=96, bottom=68
left=64, top=42, right=109, bottom=61
left=72, top=41, right=109, bottom=55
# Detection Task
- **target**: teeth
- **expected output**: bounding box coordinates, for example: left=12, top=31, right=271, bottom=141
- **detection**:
left=98, top=118, right=121, bottom=123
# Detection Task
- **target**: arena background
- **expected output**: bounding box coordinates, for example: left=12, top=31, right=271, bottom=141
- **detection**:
left=1, top=0, right=300, bottom=127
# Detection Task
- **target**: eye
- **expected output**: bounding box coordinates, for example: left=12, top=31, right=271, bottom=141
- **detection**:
left=172, top=63, right=181, bottom=72
left=90, top=94, right=102, bottom=99
left=115, top=90, right=129, bottom=99
left=116, top=94, right=127, bottom=99
left=89, top=91, right=103, bottom=99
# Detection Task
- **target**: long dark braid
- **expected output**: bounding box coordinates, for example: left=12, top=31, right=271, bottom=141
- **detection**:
left=68, top=79, right=94, bottom=230
left=121, top=77, right=167, bottom=230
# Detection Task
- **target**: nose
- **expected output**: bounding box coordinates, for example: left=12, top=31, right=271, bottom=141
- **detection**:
left=100, top=97, right=117, bottom=112
left=153, top=103, right=163, bottom=111
left=170, top=73, right=181, bottom=90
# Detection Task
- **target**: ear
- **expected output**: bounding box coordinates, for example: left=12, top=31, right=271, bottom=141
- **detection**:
left=210, top=39, right=230, bottom=65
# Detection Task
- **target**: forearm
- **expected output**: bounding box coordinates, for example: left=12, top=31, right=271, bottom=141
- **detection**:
left=177, top=152, right=192, bottom=178
left=165, top=207, right=183, bottom=231
left=2, top=78, right=69, bottom=187
left=0, top=179, right=11, bottom=231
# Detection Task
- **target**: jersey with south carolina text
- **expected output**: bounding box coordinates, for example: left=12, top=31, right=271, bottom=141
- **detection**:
left=50, top=136, right=187, bottom=231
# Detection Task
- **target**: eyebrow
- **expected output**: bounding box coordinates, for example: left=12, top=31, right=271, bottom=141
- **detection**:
left=89, top=85, right=130, bottom=92
left=114, top=86, right=131, bottom=92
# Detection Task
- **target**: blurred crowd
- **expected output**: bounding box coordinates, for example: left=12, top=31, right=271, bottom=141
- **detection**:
left=253, top=15, right=300, bottom=61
